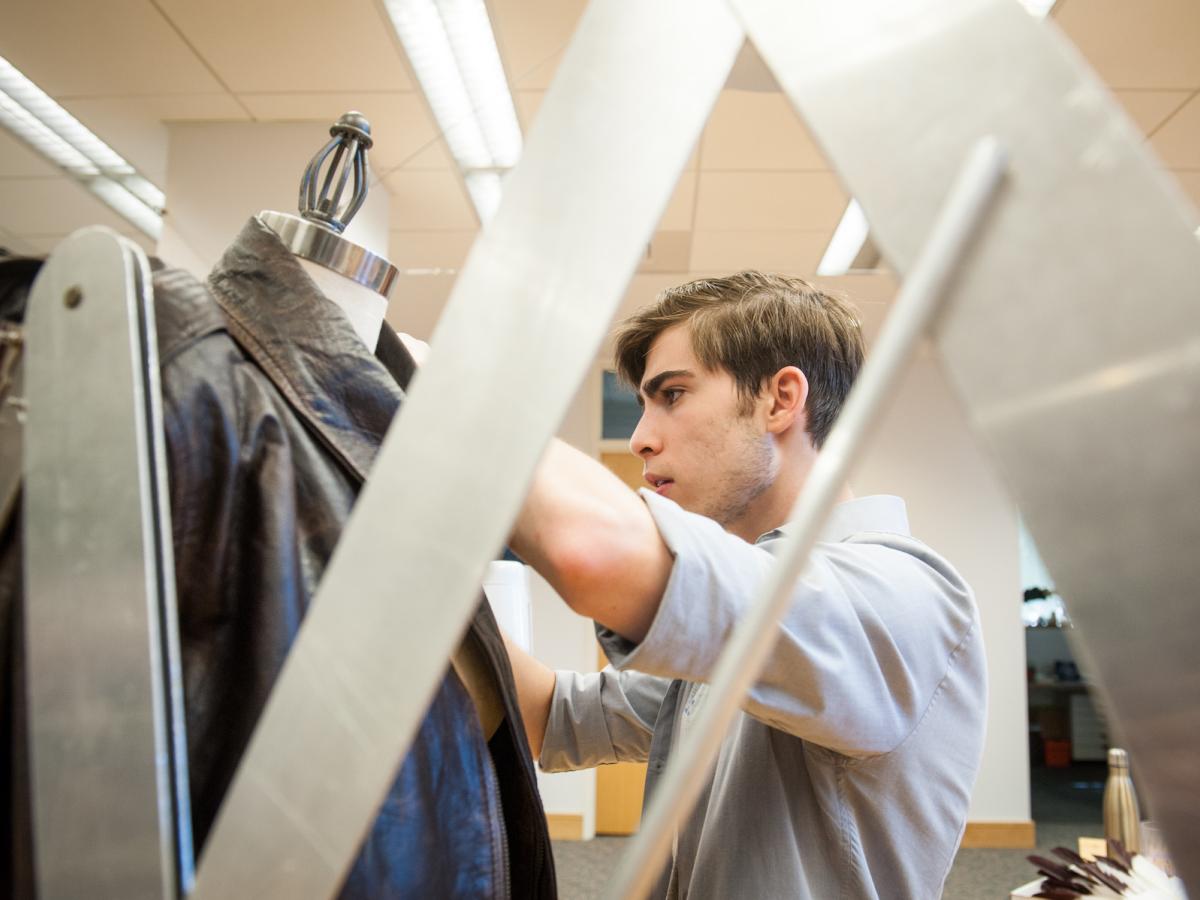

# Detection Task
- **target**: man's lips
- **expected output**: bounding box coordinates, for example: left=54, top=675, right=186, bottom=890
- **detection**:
left=645, top=474, right=674, bottom=495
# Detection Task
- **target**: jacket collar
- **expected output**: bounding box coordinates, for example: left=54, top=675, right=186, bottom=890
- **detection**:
left=756, top=495, right=911, bottom=545
left=206, top=216, right=414, bottom=481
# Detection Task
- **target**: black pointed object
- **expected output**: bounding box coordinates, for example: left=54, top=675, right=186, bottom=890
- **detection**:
left=1080, top=861, right=1127, bottom=895
left=1028, top=855, right=1083, bottom=885
left=1107, top=838, right=1135, bottom=872
left=1096, top=854, right=1133, bottom=876
left=1034, top=888, right=1084, bottom=900
left=1036, top=872, right=1093, bottom=895
left=1052, top=847, right=1090, bottom=870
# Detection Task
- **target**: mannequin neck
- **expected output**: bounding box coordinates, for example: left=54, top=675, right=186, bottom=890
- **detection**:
left=298, top=259, right=388, bottom=352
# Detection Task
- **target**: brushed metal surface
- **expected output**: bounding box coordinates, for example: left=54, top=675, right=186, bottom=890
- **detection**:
left=733, top=0, right=1200, bottom=889
left=258, top=211, right=398, bottom=297
left=23, top=227, right=192, bottom=898
left=191, top=2, right=744, bottom=897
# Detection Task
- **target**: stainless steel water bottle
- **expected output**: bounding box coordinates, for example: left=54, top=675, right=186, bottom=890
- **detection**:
left=1103, top=747, right=1140, bottom=854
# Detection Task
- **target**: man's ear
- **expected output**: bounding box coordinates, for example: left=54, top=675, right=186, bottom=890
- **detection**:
left=765, top=366, right=808, bottom=435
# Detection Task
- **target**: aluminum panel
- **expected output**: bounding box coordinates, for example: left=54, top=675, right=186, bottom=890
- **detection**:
left=23, top=227, right=191, bottom=898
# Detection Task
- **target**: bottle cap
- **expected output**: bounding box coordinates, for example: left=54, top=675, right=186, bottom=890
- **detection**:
left=1108, top=747, right=1129, bottom=767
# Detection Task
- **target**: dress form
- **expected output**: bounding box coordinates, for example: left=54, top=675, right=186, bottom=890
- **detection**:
left=298, top=258, right=387, bottom=352
left=259, top=112, right=398, bottom=353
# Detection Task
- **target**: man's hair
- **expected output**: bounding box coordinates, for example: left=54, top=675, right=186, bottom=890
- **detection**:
left=614, top=271, right=864, bottom=448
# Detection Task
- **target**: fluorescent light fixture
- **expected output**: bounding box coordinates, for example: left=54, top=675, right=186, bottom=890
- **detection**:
left=0, top=55, right=163, bottom=238
left=1016, top=0, right=1057, bottom=17
left=464, top=170, right=504, bottom=223
left=816, top=199, right=874, bottom=276
left=383, top=0, right=522, bottom=223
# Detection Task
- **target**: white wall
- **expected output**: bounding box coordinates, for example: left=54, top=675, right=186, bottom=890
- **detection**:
left=851, top=307, right=1031, bottom=824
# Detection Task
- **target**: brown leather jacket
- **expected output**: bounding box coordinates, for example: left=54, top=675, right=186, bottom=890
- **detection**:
left=1, top=221, right=556, bottom=898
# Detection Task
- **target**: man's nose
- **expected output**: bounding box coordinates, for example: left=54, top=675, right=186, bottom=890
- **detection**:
left=629, top=413, right=660, bottom=458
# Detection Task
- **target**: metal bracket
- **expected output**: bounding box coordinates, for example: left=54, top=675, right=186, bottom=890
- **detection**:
left=23, top=227, right=193, bottom=899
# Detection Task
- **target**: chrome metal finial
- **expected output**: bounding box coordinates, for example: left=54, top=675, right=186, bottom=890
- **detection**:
left=259, top=111, right=397, bottom=297
left=298, top=112, right=375, bottom=234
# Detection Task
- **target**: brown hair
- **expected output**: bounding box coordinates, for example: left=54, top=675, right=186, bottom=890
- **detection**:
left=614, top=271, right=864, bottom=448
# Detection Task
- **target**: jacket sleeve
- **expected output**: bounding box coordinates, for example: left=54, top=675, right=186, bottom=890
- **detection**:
left=596, top=490, right=980, bottom=758
left=538, top=665, right=671, bottom=771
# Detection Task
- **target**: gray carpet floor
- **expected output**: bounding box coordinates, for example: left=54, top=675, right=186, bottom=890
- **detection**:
left=551, top=763, right=1106, bottom=899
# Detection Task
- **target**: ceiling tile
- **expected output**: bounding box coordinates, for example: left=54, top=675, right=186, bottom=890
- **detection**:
left=240, top=92, right=439, bottom=171
left=0, top=176, right=143, bottom=236
left=155, top=0, right=413, bottom=93
left=695, top=172, right=847, bottom=231
left=1054, top=0, right=1200, bottom=90
left=1148, top=93, right=1200, bottom=168
left=637, top=231, right=692, bottom=274
left=700, top=91, right=830, bottom=170
left=388, top=230, right=477, bottom=270
left=1112, top=90, right=1193, bottom=138
left=0, top=0, right=223, bottom=96
left=383, top=169, right=477, bottom=230
left=490, top=0, right=587, bottom=91
left=0, top=131, right=61, bottom=179
left=514, top=90, right=544, bottom=133
left=809, top=273, right=898, bottom=306
left=657, top=174, right=696, bottom=231
left=58, top=94, right=248, bottom=186
left=396, top=139, right=456, bottom=171
left=689, top=230, right=831, bottom=275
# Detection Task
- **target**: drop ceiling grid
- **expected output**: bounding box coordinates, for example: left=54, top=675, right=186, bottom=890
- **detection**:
left=0, top=0, right=1197, bottom=270
left=151, top=0, right=415, bottom=95
left=1053, top=0, right=1200, bottom=92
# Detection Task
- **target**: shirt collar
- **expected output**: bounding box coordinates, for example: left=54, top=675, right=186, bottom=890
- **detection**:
left=206, top=215, right=414, bottom=481
left=756, top=495, right=911, bottom=545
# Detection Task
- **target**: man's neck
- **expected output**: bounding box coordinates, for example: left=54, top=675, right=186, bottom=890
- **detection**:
left=724, top=460, right=855, bottom=543
left=298, top=259, right=388, bottom=352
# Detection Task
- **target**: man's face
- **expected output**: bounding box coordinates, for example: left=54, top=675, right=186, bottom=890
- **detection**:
left=629, top=323, right=777, bottom=529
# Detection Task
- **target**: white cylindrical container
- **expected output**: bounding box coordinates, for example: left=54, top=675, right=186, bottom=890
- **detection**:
left=482, top=560, right=533, bottom=653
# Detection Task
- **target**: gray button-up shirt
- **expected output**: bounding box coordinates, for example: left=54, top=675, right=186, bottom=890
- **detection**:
left=540, top=491, right=987, bottom=899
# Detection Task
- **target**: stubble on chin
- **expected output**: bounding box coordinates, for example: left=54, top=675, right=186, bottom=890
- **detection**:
left=704, top=433, right=777, bottom=530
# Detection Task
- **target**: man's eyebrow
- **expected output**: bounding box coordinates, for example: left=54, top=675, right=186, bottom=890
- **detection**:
left=638, top=369, right=694, bottom=405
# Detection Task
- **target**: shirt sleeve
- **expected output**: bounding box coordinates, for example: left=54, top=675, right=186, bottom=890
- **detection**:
left=538, top=665, right=672, bottom=772
left=596, top=489, right=980, bottom=758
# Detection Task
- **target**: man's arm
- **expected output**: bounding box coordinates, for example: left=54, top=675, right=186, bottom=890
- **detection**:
left=501, top=631, right=555, bottom=757
left=509, top=439, right=673, bottom=643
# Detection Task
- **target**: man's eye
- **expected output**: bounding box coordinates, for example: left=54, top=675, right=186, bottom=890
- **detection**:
left=663, top=388, right=683, bottom=405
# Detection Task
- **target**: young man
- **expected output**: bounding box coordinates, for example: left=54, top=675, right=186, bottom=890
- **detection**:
left=506, top=271, right=987, bottom=898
